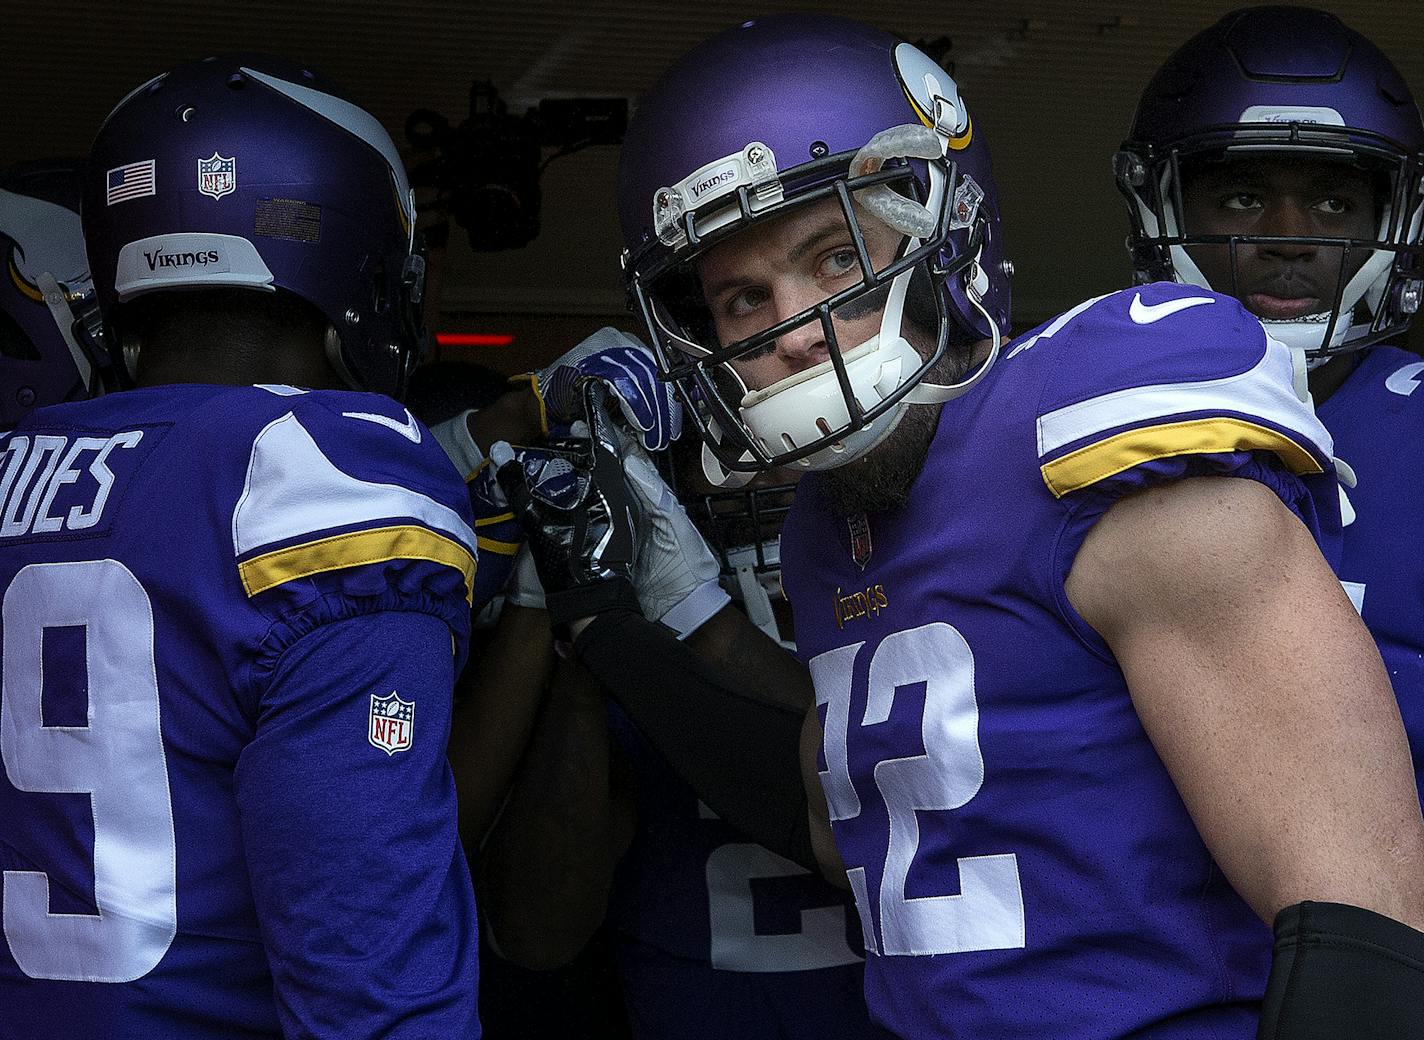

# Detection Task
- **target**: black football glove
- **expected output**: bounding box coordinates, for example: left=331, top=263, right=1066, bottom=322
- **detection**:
left=493, top=381, right=641, bottom=630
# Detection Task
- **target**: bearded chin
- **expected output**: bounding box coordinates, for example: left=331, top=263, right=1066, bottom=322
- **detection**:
left=817, top=345, right=965, bottom=519
left=819, top=403, right=937, bottom=517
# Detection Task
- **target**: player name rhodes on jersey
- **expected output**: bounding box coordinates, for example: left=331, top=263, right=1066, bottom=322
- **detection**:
left=0, top=430, right=143, bottom=538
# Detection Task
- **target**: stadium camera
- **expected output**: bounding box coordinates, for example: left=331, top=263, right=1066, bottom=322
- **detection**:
left=407, top=82, right=628, bottom=252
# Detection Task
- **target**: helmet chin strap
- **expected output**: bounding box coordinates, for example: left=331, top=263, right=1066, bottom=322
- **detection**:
left=36, top=272, right=95, bottom=393
left=323, top=324, right=377, bottom=391
left=1265, top=314, right=1371, bottom=368
left=122, top=332, right=142, bottom=383
left=903, top=271, right=1003, bottom=404
left=701, top=440, right=757, bottom=489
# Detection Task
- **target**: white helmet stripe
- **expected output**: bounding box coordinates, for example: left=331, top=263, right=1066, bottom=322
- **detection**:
left=0, top=189, right=89, bottom=285
left=240, top=67, right=414, bottom=231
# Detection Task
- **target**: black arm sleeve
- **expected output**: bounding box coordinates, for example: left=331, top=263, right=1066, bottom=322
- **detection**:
left=573, top=607, right=816, bottom=871
left=1257, top=900, right=1424, bottom=1040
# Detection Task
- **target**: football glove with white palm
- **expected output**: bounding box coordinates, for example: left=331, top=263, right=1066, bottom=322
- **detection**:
left=516, top=327, right=682, bottom=452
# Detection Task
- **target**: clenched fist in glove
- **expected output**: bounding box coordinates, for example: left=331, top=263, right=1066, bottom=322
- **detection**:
left=491, top=382, right=641, bottom=632
left=511, top=417, right=731, bottom=639
left=516, top=327, right=682, bottom=452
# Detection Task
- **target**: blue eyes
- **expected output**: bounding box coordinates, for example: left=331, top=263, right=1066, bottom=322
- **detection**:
left=722, top=248, right=863, bottom=320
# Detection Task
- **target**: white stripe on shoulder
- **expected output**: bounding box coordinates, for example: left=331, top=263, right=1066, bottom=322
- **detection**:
left=1036, top=332, right=1332, bottom=459
left=232, top=411, right=476, bottom=558
left=240, top=68, right=413, bottom=231
left=253, top=384, right=308, bottom=396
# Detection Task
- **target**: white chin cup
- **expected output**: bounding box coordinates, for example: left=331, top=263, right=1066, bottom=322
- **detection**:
left=737, top=333, right=919, bottom=472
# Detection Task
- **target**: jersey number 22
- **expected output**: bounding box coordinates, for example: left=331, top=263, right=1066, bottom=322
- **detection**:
left=812, top=621, right=1025, bottom=957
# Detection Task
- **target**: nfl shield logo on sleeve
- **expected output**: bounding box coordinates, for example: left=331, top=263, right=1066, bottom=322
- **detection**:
left=197, top=152, right=236, bottom=200
left=368, top=691, right=414, bottom=755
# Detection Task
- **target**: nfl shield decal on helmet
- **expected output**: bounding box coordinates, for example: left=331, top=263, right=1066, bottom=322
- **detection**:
left=197, top=152, right=236, bottom=200
left=368, top=691, right=414, bottom=755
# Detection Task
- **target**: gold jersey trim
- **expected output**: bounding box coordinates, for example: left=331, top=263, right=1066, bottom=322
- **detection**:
left=239, top=523, right=476, bottom=603
left=1040, top=417, right=1323, bottom=499
left=476, top=535, right=520, bottom=556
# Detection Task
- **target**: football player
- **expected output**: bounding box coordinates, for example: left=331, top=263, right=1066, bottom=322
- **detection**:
left=479, top=420, right=889, bottom=1040
left=1116, top=6, right=1424, bottom=789
left=0, top=160, right=102, bottom=428
left=508, top=14, right=1424, bottom=1040
left=0, top=58, right=481, bottom=1039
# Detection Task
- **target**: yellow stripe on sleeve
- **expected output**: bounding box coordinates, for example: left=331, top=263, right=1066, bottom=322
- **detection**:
left=1039, top=417, right=1323, bottom=499
left=239, top=524, right=477, bottom=603
left=476, top=536, right=521, bottom=556
left=463, top=457, right=492, bottom=483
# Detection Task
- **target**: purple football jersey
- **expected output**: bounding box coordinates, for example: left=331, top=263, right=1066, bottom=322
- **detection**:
left=781, top=284, right=1339, bottom=1040
left=606, top=705, right=888, bottom=1040
left=1316, top=345, right=1424, bottom=793
left=0, top=385, right=481, bottom=1039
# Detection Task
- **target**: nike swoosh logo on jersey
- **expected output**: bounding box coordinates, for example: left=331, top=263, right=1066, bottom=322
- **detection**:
left=342, top=407, right=423, bottom=443
left=1129, top=292, right=1215, bottom=324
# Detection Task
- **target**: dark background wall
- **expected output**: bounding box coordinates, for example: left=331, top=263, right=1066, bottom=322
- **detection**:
left=5, top=1, right=1423, bottom=368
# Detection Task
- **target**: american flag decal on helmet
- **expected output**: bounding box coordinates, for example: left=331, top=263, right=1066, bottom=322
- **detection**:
left=106, top=160, right=156, bottom=205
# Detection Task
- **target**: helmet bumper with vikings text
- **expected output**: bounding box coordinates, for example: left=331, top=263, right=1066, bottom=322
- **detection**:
left=1115, top=7, right=1424, bottom=360
left=84, top=58, right=426, bottom=397
left=619, top=20, right=1010, bottom=484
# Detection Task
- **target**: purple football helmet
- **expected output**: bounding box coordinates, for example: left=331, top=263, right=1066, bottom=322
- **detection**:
left=1117, top=6, right=1424, bottom=357
left=0, top=160, right=103, bottom=428
left=83, top=56, right=425, bottom=397
left=618, top=15, right=1011, bottom=480
left=683, top=480, right=795, bottom=646
left=660, top=427, right=796, bottom=643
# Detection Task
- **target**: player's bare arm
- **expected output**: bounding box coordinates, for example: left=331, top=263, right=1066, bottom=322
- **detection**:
left=479, top=653, right=635, bottom=970
left=799, top=708, right=848, bottom=885
left=1066, top=474, right=1424, bottom=929
left=446, top=603, right=558, bottom=846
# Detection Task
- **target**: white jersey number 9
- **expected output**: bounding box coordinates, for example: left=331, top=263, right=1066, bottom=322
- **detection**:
left=2, top=560, right=177, bottom=982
